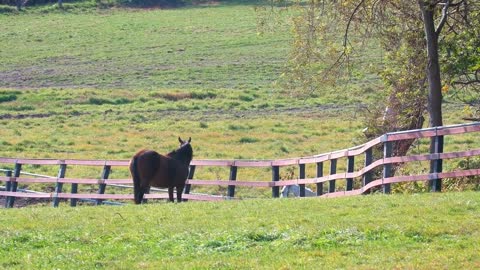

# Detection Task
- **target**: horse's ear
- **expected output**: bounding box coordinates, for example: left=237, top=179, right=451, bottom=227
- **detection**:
left=178, top=137, right=184, bottom=144
left=188, top=137, right=191, bottom=143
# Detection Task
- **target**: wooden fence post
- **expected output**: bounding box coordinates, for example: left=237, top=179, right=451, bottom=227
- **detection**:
left=7, top=163, right=22, bottom=208
left=316, top=162, right=323, bottom=196
left=183, top=165, right=196, bottom=202
left=383, top=141, right=392, bottom=194
left=346, top=156, right=354, bottom=191
left=363, top=148, right=373, bottom=193
left=272, top=166, right=280, bottom=198
left=95, top=165, right=111, bottom=205
left=52, top=164, right=67, bottom=207
left=429, top=132, right=443, bottom=192
left=70, top=181, right=78, bottom=207
left=329, top=159, right=337, bottom=193
left=299, top=164, right=306, bottom=197
left=4, top=170, right=12, bottom=208
left=227, top=166, right=238, bottom=198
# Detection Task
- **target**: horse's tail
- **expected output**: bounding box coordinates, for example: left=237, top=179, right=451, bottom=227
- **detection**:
left=130, top=156, right=143, bottom=204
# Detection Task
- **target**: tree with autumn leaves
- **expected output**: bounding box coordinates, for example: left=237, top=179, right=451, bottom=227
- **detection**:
left=270, top=0, right=478, bottom=129
left=261, top=0, right=479, bottom=188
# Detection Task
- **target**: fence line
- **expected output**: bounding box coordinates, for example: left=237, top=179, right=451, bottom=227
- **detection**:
left=1, top=122, right=480, bottom=207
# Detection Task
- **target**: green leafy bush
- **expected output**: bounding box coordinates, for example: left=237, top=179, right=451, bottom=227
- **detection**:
left=239, top=137, right=259, bottom=143
left=239, top=95, right=254, bottom=102
left=0, top=93, right=17, bottom=103
left=116, top=0, right=184, bottom=7
left=87, top=97, right=133, bottom=105
left=0, top=4, right=16, bottom=12
left=191, top=91, right=217, bottom=100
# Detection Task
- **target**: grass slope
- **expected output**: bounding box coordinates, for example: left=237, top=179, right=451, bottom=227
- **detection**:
left=0, top=4, right=473, bottom=161
left=0, top=2, right=478, bottom=198
left=1, top=4, right=479, bottom=269
left=1, top=192, right=480, bottom=269
left=0, top=2, right=380, bottom=173
left=0, top=4, right=289, bottom=90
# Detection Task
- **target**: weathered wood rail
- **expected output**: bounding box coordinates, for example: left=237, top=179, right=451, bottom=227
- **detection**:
left=1, top=122, right=480, bottom=207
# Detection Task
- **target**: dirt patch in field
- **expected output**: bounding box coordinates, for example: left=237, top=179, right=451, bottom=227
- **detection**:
left=0, top=113, right=54, bottom=120
left=0, top=104, right=357, bottom=122
left=191, top=0, right=221, bottom=6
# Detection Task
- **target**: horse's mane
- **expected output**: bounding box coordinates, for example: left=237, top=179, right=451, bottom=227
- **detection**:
left=167, top=143, right=193, bottom=164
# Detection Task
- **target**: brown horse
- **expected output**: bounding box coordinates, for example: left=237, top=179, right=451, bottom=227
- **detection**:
left=129, top=137, right=193, bottom=204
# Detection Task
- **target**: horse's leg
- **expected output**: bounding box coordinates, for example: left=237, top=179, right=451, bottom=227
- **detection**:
left=142, top=186, right=151, bottom=204
left=176, top=184, right=184, bottom=203
left=136, top=185, right=148, bottom=204
left=168, top=187, right=174, bottom=202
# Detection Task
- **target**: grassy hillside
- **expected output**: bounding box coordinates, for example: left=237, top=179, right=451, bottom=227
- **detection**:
left=1, top=4, right=480, bottom=269
left=0, top=4, right=288, bottom=90
left=0, top=1, right=478, bottom=196
left=0, top=2, right=472, bottom=158
left=0, top=2, right=381, bottom=161
left=1, top=192, right=480, bottom=269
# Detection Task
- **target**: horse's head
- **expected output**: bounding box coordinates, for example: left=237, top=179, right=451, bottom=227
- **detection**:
left=173, top=137, right=193, bottom=165
left=178, top=136, right=191, bottom=146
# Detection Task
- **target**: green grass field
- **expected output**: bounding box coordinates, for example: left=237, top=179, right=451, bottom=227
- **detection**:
left=0, top=1, right=379, bottom=160
left=1, top=2, right=480, bottom=268
left=1, top=192, right=480, bottom=269
left=0, top=2, right=474, bottom=160
left=0, top=4, right=289, bottom=90
left=0, top=0, right=386, bottom=180
left=1, top=0, right=479, bottom=190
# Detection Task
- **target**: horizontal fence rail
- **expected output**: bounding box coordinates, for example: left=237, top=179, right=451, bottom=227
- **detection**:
left=1, top=122, right=480, bottom=207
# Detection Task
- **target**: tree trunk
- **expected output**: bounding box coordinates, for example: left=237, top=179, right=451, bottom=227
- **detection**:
left=418, top=0, right=443, bottom=127
left=418, top=0, right=445, bottom=192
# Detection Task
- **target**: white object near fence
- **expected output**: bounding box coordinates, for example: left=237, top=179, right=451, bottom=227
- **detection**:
left=281, top=185, right=316, bottom=198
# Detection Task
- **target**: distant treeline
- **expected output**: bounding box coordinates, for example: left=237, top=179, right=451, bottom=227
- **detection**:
left=0, top=0, right=210, bottom=8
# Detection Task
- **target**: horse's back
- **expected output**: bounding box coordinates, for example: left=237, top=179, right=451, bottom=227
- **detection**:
left=133, top=150, right=164, bottom=181
left=132, top=149, right=190, bottom=188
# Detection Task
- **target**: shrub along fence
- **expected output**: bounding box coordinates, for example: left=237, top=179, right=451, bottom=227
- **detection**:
left=1, top=122, right=480, bottom=207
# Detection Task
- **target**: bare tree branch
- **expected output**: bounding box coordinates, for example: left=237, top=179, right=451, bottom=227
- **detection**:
left=442, top=0, right=466, bottom=7
left=343, top=0, right=367, bottom=48
left=453, top=80, right=480, bottom=86
left=436, top=0, right=451, bottom=34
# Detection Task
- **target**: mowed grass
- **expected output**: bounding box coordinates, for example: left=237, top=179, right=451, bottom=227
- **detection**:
left=1, top=192, right=480, bottom=269
left=1, top=3, right=480, bottom=269
left=0, top=1, right=478, bottom=189
left=0, top=88, right=362, bottom=161
left=0, top=101, right=364, bottom=197
left=0, top=1, right=381, bottom=97
left=0, top=3, right=289, bottom=90
left=0, top=1, right=380, bottom=167
left=0, top=2, right=382, bottom=187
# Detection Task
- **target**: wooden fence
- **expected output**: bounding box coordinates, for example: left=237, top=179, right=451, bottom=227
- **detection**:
left=1, top=122, right=480, bottom=207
